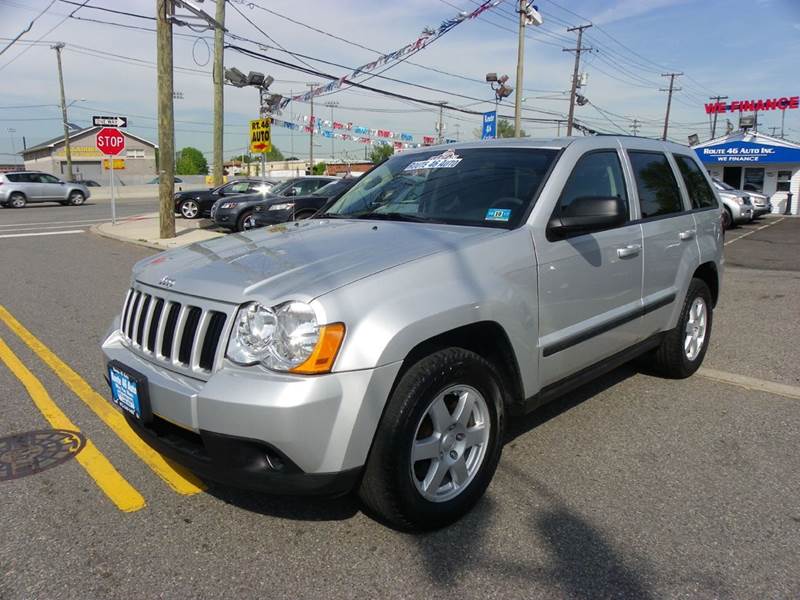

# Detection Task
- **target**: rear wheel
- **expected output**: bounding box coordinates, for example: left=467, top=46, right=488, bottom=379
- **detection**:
left=650, top=278, right=713, bottom=378
left=68, top=191, right=85, bottom=206
left=237, top=210, right=256, bottom=232
left=9, top=193, right=26, bottom=208
left=359, top=348, right=504, bottom=531
left=179, top=199, right=200, bottom=219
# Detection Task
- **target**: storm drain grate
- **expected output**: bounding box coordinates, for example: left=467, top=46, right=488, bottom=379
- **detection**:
left=0, top=429, right=86, bottom=481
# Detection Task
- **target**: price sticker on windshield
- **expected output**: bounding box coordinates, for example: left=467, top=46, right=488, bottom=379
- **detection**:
left=404, top=149, right=462, bottom=171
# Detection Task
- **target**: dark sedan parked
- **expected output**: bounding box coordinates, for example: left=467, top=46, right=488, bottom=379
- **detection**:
left=211, top=176, right=336, bottom=231
left=174, top=178, right=277, bottom=219
left=251, top=177, right=358, bottom=228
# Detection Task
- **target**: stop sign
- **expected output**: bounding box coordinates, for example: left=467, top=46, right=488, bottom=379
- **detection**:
left=95, top=127, right=125, bottom=156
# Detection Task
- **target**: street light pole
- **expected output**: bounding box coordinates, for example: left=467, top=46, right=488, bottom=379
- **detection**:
left=7, top=128, right=16, bottom=165
left=307, top=83, right=317, bottom=174
left=52, top=43, right=74, bottom=182
left=324, top=101, right=338, bottom=160
left=513, top=0, right=525, bottom=138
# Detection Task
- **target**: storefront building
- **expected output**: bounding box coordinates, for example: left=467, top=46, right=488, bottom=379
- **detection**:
left=21, top=126, right=158, bottom=185
left=694, top=131, right=800, bottom=215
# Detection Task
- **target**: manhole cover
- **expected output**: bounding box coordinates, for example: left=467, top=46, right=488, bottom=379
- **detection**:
left=0, top=429, right=86, bottom=481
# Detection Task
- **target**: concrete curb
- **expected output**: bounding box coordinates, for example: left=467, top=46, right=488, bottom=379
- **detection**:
left=89, top=223, right=165, bottom=251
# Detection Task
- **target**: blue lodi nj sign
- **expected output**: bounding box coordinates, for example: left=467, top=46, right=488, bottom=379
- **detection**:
left=696, top=140, right=800, bottom=164
left=482, top=111, right=497, bottom=140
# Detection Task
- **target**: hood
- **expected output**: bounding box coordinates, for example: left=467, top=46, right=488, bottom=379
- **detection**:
left=718, top=189, right=749, bottom=199
left=133, top=219, right=500, bottom=305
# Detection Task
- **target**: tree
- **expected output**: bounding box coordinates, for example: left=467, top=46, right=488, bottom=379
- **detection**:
left=472, top=118, right=526, bottom=140
left=176, top=146, right=208, bottom=175
left=230, top=145, right=285, bottom=163
left=312, top=162, right=327, bottom=175
left=369, top=144, right=393, bottom=164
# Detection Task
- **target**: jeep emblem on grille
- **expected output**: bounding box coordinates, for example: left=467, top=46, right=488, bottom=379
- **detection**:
left=158, top=276, right=176, bottom=288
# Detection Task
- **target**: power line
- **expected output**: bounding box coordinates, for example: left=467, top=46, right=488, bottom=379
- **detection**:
left=0, top=0, right=57, bottom=57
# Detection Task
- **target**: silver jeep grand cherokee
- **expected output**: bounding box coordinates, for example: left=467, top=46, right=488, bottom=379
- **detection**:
left=102, top=136, right=723, bottom=530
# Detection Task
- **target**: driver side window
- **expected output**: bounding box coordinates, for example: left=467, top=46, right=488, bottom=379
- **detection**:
left=554, top=150, right=629, bottom=226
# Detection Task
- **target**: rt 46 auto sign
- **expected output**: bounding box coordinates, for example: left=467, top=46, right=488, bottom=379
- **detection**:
left=249, top=118, right=272, bottom=153
left=95, top=128, right=125, bottom=156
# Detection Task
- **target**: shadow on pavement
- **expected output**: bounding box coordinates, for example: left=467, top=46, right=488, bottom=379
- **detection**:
left=204, top=485, right=360, bottom=522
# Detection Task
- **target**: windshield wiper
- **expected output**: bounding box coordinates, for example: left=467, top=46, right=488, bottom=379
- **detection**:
left=313, top=212, right=350, bottom=219
left=355, top=212, right=434, bottom=223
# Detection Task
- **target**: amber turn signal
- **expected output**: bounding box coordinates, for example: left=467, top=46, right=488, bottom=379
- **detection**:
left=290, top=323, right=346, bottom=374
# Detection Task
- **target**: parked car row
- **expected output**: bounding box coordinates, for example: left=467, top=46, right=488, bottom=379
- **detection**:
left=711, top=177, right=771, bottom=229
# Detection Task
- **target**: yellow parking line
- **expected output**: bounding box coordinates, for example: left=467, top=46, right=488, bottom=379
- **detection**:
left=0, top=338, right=145, bottom=512
left=0, top=305, right=205, bottom=496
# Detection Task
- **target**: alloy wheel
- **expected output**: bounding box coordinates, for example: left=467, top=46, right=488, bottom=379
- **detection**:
left=684, top=297, right=707, bottom=361
left=410, top=384, right=491, bottom=503
left=181, top=200, right=199, bottom=218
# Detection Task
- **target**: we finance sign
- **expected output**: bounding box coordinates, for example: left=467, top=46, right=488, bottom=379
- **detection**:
left=696, top=140, right=800, bottom=164
left=704, top=96, right=799, bottom=114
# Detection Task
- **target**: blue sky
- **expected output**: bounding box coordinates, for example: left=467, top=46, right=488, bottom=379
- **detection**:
left=0, top=0, right=798, bottom=164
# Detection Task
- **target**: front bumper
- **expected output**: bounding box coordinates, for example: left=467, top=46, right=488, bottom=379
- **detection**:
left=212, top=206, right=240, bottom=228
left=101, top=322, right=402, bottom=494
left=731, top=203, right=753, bottom=222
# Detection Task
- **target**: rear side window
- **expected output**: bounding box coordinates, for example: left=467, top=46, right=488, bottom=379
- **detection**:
left=557, top=150, right=628, bottom=219
left=6, top=173, right=23, bottom=182
left=628, top=151, right=684, bottom=218
left=673, top=155, right=717, bottom=209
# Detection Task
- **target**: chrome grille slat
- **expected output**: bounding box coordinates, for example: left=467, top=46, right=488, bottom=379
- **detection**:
left=154, top=300, right=171, bottom=360
left=190, top=310, right=211, bottom=371
left=171, top=305, right=190, bottom=366
left=118, top=286, right=231, bottom=379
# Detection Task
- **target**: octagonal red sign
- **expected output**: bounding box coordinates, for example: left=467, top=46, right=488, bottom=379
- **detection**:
left=95, top=127, right=125, bottom=156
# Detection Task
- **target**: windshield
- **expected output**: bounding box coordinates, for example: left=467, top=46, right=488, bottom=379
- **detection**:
left=321, top=147, right=558, bottom=228
left=269, top=179, right=296, bottom=195
left=712, top=177, right=736, bottom=191
left=312, top=180, right=351, bottom=197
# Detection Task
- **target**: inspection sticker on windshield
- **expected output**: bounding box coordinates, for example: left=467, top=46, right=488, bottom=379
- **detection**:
left=485, top=208, right=511, bottom=222
left=404, top=149, right=462, bottom=171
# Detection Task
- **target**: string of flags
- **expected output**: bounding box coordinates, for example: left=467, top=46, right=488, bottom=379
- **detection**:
left=278, top=0, right=500, bottom=110
left=269, top=114, right=456, bottom=149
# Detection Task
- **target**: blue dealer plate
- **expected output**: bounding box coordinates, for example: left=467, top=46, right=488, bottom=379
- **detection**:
left=108, top=362, right=149, bottom=421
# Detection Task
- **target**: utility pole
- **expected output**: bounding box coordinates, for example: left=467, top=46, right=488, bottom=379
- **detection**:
left=513, top=0, right=526, bottom=137
left=630, top=119, right=641, bottom=136
left=52, top=43, right=74, bottom=182
left=768, top=126, right=780, bottom=137
left=307, top=83, right=316, bottom=174
left=436, top=101, right=448, bottom=144
left=156, top=0, right=175, bottom=238
left=564, top=24, right=592, bottom=136
left=780, top=108, right=786, bottom=139
left=211, top=0, right=225, bottom=186
left=708, top=95, right=728, bottom=138
left=660, top=72, right=682, bottom=141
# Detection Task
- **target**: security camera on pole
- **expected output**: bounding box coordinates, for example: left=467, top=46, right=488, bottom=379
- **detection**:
left=514, top=1, right=543, bottom=138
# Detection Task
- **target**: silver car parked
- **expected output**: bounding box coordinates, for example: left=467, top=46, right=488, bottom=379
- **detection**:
left=0, top=171, right=90, bottom=208
left=102, top=136, right=723, bottom=530
left=711, top=177, right=753, bottom=228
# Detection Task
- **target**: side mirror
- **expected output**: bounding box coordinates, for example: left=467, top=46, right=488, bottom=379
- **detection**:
left=548, top=196, right=627, bottom=238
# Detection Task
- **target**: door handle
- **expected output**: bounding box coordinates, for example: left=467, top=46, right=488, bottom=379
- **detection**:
left=616, top=244, right=641, bottom=258
left=679, top=230, right=696, bottom=241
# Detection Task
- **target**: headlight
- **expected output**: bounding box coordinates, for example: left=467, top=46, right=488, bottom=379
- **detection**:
left=735, top=197, right=745, bottom=205
left=220, top=202, right=238, bottom=209
left=227, top=301, right=345, bottom=374
left=269, top=202, right=294, bottom=211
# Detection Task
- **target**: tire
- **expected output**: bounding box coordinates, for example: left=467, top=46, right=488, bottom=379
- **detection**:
left=650, top=278, right=713, bottom=379
left=237, top=210, right=256, bottom=232
left=722, top=207, right=733, bottom=230
left=8, top=193, right=26, bottom=208
left=68, top=191, right=85, bottom=206
left=179, top=199, right=200, bottom=219
left=359, top=348, right=504, bottom=531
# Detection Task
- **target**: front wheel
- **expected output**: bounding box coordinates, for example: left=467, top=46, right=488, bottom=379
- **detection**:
left=722, top=207, right=733, bottom=230
left=9, top=193, right=26, bottom=208
left=650, top=278, right=713, bottom=378
left=359, top=348, right=504, bottom=531
left=68, top=191, right=85, bottom=206
left=237, top=211, right=257, bottom=232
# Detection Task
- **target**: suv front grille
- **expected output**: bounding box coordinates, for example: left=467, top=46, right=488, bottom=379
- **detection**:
left=120, top=287, right=230, bottom=375
left=742, top=195, right=751, bottom=206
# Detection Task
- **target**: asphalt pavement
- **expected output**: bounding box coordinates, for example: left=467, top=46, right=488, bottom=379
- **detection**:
left=0, top=196, right=159, bottom=238
left=0, top=215, right=798, bottom=599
